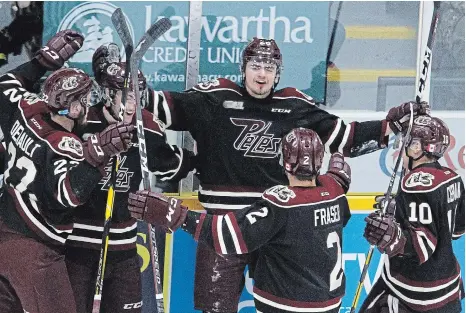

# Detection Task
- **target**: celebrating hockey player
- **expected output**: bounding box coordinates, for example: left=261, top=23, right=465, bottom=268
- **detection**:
left=0, top=30, right=134, bottom=313
left=64, top=44, right=197, bottom=313
left=143, top=36, right=430, bottom=313
left=128, top=128, right=351, bottom=313
left=361, top=116, right=464, bottom=313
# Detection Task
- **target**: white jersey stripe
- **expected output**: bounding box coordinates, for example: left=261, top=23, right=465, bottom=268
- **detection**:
left=324, top=119, right=342, bottom=153
left=217, top=215, right=227, bottom=254
left=73, top=222, right=137, bottom=233
left=14, top=189, right=66, bottom=243
left=338, top=124, right=351, bottom=154
left=253, top=292, right=342, bottom=312
left=67, top=235, right=137, bottom=245
left=382, top=271, right=460, bottom=305
left=384, top=258, right=460, bottom=292
left=224, top=214, right=243, bottom=254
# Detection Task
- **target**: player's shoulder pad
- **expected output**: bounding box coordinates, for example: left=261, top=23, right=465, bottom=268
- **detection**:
left=273, top=87, right=315, bottom=106
left=141, top=109, right=164, bottom=137
left=46, top=132, right=85, bottom=161
left=18, top=104, right=85, bottom=161
left=401, top=166, right=460, bottom=193
left=318, top=174, right=346, bottom=194
left=19, top=94, right=49, bottom=118
left=191, top=78, right=242, bottom=95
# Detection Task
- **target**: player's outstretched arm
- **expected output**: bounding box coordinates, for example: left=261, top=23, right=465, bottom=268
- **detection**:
left=128, top=190, right=286, bottom=255
left=311, top=101, right=429, bottom=157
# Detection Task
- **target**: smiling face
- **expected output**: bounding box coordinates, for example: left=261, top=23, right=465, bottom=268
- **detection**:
left=244, top=59, right=277, bottom=99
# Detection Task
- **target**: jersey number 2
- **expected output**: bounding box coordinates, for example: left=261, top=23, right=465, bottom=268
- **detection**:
left=4, top=142, right=37, bottom=200
left=327, top=231, right=343, bottom=291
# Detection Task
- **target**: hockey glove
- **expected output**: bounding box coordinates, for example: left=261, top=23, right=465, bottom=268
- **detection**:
left=34, top=30, right=84, bottom=70
left=386, top=101, right=430, bottom=135
left=128, top=190, right=188, bottom=233
left=373, top=194, right=397, bottom=215
left=92, top=43, right=121, bottom=81
left=326, top=152, right=351, bottom=192
left=83, top=122, right=134, bottom=168
left=364, top=213, right=406, bottom=257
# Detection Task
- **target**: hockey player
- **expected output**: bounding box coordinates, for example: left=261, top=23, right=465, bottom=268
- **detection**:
left=361, top=115, right=464, bottom=313
left=128, top=128, right=352, bottom=313
left=0, top=30, right=134, bottom=313
left=64, top=45, right=197, bottom=313
left=144, top=36, right=430, bottom=313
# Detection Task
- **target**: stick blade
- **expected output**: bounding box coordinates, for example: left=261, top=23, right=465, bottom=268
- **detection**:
left=132, top=18, right=172, bottom=63
left=111, top=8, right=133, bottom=54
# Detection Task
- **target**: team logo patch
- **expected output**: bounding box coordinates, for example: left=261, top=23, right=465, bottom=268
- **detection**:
left=61, top=77, right=79, bottom=90
left=265, top=185, right=296, bottom=202
left=106, top=63, right=122, bottom=75
left=58, top=136, right=83, bottom=157
left=405, top=171, right=435, bottom=188
left=197, top=79, right=220, bottom=90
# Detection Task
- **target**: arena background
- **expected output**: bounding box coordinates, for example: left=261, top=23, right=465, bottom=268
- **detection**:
left=0, top=1, right=464, bottom=312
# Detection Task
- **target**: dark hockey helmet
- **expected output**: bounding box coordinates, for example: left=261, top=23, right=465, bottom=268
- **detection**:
left=241, top=37, right=283, bottom=86
left=96, top=62, right=146, bottom=91
left=43, top=68, right=92, bottom=115
left=405, top=115, right=450, bottom=159
left=281, top=128, right=324, bottom=177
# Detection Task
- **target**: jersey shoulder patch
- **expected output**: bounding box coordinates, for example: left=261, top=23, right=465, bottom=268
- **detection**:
left=401, top=166, right=459, bottom=193
left=273, top=87, right=315, bottom=105
left=262, top=185, right=297, bottom=206
left=192, top=78, right=242, bottom=94
left=45, top=131, right=85, bottom=160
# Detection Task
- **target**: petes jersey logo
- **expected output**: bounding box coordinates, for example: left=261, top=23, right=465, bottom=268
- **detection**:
left=230, top=118, right=281, bottom=158
left=99, top=156, right=134, bottom=192
left=405, top=171, right=435, bottom=188
left=265, top=185, right=296, bottom=202
left=58, top=136, right=83, bottom=156
left=57, top=2, right=135, bottom=63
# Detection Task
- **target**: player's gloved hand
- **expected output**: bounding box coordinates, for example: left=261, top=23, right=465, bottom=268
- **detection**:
left=34, top=30, right=84, bottom=70
left=128, top=190, right=188, bottom=233
left=84, top=121, right=134, bottom=168
left=92, top=43, right=120, bottom=81
left=373, top=194, right=397, bottom=215
left=386, top=101, right=430, bottom=135
left=326, top=152, right=351, bottom=192
left=364, top=213, right=406, bottom=257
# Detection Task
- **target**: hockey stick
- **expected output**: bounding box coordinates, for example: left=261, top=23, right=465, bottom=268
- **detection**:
left=319, top=1, right=343, bottom=106
left=349, top=3, right=439, bottom=312
left=91, top=9, right=134, bottom=313
left=130, top=17, right=173, bottom=313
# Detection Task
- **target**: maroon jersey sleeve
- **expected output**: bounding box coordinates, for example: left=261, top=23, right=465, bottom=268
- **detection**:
left=185, top=195, right=287, bottom=255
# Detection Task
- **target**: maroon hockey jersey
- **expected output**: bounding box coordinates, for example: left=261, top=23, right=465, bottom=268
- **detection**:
left=188, top=174, right=351, bottom=313
left=0, top=61, right=105, bottom=245
left=148, top=78, right=388, bottom=211
left=382, top=162, right=465, bottom=311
